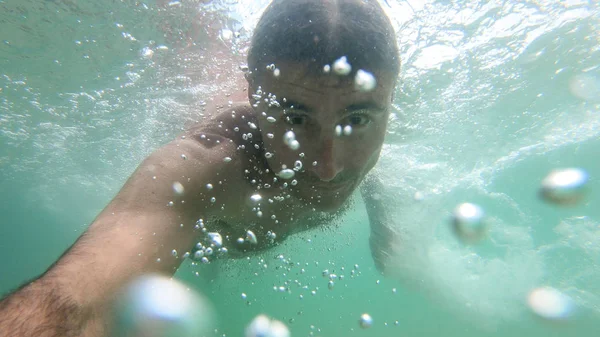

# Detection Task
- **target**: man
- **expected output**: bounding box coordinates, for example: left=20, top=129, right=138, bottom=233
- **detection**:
left=0, top=0, right=400, bottom=336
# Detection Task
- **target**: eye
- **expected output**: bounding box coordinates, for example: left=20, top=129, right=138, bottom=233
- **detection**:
left=346, top=113, right=371, bottom=126
left=285, top=114, right=308, bottom=126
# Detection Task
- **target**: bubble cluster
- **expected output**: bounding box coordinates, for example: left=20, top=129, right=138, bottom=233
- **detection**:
left=539, top=168, right=588, bottom=206
left=283, top=131, right=300, bottom=150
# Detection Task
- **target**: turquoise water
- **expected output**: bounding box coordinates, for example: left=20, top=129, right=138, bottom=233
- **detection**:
left=1, top=0, right=599, bottom=336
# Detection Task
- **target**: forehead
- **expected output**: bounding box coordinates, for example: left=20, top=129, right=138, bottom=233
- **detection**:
left=252, top=62, right=395, bottom=106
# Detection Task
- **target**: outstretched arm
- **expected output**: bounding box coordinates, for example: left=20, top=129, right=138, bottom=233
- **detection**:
left=0, top=133, right=238, bottom=337
left=360, top=173, right=397, bottom=275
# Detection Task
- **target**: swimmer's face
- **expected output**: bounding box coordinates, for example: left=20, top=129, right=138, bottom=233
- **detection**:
left=249, top=63, right=395, bottom=211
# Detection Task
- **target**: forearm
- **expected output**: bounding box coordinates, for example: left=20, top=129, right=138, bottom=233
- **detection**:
left=0, top=273, right=102, bottom=337
left=0, top=212, right=197, bottom=337
left=0, top=139, right=208, bottom=336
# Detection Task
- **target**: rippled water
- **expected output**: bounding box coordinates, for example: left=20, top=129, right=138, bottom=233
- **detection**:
left=1, top=0, right=599, bottom=336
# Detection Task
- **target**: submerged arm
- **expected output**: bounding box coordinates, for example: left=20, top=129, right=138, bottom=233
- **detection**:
left=0, top=134, right=237, bottom=337
left=360, top=174, right=397, bottom=275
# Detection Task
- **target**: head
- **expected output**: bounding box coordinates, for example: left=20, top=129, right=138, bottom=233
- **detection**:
left=247, top=0, right=400, bottom=211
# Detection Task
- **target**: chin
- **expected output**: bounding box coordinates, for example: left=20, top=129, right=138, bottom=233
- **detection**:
left=301, top=190, right=353, bottom=213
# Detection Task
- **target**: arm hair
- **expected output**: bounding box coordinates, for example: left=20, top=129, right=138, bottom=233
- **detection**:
left=0, top=275, right=100, bottom=337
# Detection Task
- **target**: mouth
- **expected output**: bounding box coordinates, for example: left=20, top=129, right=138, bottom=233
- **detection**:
left=309, top=180, right=352, bottom=192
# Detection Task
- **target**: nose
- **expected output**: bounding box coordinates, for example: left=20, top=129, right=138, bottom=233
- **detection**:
left=312, top=136, right=343, bottom=182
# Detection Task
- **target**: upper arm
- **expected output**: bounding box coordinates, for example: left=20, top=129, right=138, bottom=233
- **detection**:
left=360, top=174, right=388, bottom=227
left=112, top=131, right=243, bottom=220
left=49, top=132, right=246, bottom=309
left=360, top=174, right=396, bottom=273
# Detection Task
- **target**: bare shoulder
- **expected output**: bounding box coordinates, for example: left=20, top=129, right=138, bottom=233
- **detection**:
left=116, top=103, right=261, bottom=221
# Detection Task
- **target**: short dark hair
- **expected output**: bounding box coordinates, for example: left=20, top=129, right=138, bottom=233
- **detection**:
left=247, top=0, right=400, bottom=79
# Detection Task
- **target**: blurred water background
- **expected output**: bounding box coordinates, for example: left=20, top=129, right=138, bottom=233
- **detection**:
left=1, top=0, right=599, bottom=336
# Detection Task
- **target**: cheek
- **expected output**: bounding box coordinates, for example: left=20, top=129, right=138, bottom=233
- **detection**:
left=342, top=130, right=385, bottom=168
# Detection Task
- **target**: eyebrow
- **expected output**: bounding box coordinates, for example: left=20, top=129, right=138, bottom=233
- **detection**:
left=280, top=100, right=386, bottom=115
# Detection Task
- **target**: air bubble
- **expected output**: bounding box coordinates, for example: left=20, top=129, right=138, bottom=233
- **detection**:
left=267, top=116, right=276, bottom=123
left=323, top=64, right=331, bottom=73
left=277, top=169, right=295, bottom=180
left=220, top=29, right=233, bottom=41
left=112, top=275, right=213, bottom=337
left=568, top=74, right=600, bottom=101
left=343, top=125, right=352, bottom=136
left=527, top=287, right=575, bottom=320
left=283, top=131, right=297, bottom=149
left=246, top=230, right=258, bottom=244
left=206, top=184, right=213, bottom=190
left=414, top=191, right=424, bottom=201
left=223, top=157, right=232, bottom=162
left=451, top=203, right=488, bottom=244
left=141, top=47, right=154, bottom=59
left=250, top=194, right=262, bottom=203
left=245, top=315, right=290, bottom=337
left=354, top=69, right=377, bottom=92
left=289, top=140, right=300, bottom=150
left=333, top=56, right=352, bottom=76
left=539, top=168, right=588, bottom=206
left=335, top=125, right=342, bottom=136
left=207, top=232, right=223, bottom=247
left=193, top=250, right=204, bottom=260
left=359, top=313, right=373, bottom=328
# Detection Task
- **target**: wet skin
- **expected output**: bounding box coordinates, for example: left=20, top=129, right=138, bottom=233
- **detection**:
left=190, top=63, right=396, bottom=256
